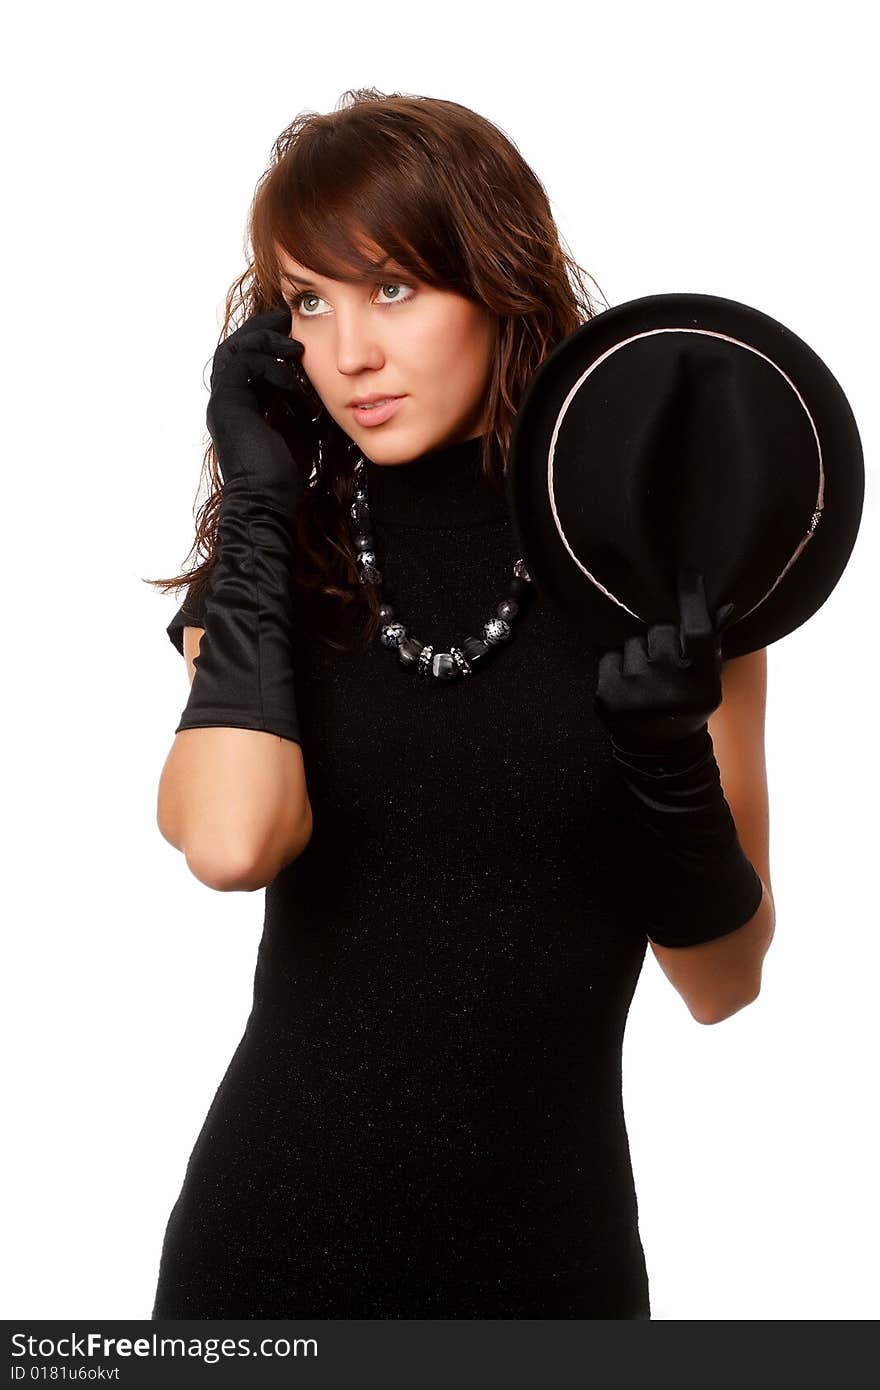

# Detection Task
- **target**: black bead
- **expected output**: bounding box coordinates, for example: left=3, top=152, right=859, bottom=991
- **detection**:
left=461, top=636, right=492, bottom=667
left=398, top=637, right=423, bottom=668
left=433, top=653, right=458, bottom=680
left=509, top=576, right=532, bottom=602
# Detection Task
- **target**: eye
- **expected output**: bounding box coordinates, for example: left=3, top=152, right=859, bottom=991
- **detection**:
left=375, top=282, right=415, bottom=307
left=285, top=282, right=415, bottom=317
left=287, top=290, right=327, bottom=317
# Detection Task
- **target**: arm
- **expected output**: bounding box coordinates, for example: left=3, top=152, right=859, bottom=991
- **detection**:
left=648, top=647, right=775, bottom=1025
left=157, top=310, right=318, bottom=892
left=156, top=624, right=313, bottom=892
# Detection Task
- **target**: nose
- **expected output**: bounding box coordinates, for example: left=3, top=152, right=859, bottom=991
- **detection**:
left=333, top=306, right=386, bottom=377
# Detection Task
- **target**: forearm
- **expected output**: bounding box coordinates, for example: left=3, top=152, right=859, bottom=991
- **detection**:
left=157, top=725, right=312, bottom=890
left=649, top=876, right=775, bottom=1024
left=612, top=726, right=765, bottom=957
left=161, top=518, right=309, bottom=890
left=165, top=439, right=306, bottom=887
left=173, top=492, right=303, bottom=742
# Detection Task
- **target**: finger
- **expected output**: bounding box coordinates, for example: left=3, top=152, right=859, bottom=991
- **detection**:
left=645, top=623, right=682, bottom=665
left=222, top=343, right=303, bottom=381
left=597, top=648, right=623, bottom=683
left=621, top=634, right=650, bottom=677
left=230, top=330, right=303, bottom=361
left=257, top=359, right=306, bottom=394
left=676, top=567, right=714, bottom=659
left=239, top=308, right=295, bottom=336
left=240, top=352, right=310, bottom=395
left=213, top=351, right=305, bottom=399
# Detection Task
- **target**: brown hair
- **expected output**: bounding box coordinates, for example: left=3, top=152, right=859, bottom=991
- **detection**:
left=146, top=87, right=607, bottom=652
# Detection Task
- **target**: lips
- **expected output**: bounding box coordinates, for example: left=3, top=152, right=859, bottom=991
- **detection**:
left=350, top=396, right=406, bottom=427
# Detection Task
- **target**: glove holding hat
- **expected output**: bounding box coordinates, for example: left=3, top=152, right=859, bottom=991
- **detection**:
left=506, top=292, right=865, bottom=949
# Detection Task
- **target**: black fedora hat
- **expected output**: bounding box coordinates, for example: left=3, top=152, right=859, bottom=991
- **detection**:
left=505, top=292, right=865, bottom=660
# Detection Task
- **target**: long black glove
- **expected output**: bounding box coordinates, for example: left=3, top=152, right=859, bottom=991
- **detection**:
left=594, top=567, right=764, bottom=948
left=173, top=308, right=312, bottom=744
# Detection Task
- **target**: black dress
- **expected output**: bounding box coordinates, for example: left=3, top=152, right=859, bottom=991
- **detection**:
left=153, top=433, right=652, bottom=1319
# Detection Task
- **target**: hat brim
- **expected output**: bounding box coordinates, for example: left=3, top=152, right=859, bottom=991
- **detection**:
left=505, top=292, right=864, bottom=659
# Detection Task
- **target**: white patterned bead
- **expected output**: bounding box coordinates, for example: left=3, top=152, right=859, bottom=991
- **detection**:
left=482, top=617, right=511, bottom=645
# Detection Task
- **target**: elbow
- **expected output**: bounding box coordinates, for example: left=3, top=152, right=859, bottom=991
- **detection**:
left=183, top=810, right=314, bottom=892
left=184, top=847, right=268, bottom=893
left=156, top=797, right=261, bottom=891
left=156, top=733, right=315, bottom=890
left=688, top=883, right=775, bottom=1025
left=691, top=976, right=762, bottom=1026
left=691, top=947, right=768, bottom=1024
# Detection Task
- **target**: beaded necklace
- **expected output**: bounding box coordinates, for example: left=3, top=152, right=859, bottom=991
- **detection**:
left=348, top=451, right=534, bottom=681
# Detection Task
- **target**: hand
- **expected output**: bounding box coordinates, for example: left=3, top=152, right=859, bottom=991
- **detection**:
left=594, top=568, right=736, bottom=752
left=206, top=307, right=314, bottom=509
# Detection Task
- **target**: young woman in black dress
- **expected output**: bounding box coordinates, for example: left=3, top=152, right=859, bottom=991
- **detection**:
left=150, top=88, right=774, bottom=1319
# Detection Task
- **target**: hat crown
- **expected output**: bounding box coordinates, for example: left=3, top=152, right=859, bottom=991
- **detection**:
left=551, top=329, right=821, bottom=633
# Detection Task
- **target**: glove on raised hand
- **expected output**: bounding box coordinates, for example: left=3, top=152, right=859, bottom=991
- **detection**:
left=173, top=308, right=314, bottom=744
left=594, top=568, right=764, bottom=948
left=595, top=566, right=735, bottom=759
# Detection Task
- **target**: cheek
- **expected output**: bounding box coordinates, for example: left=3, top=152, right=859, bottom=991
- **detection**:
left=297, top=341, right=328, bottom=387
left=411, top=308, right=491, bottom=382
left=443, top=313, right=494, bottom=391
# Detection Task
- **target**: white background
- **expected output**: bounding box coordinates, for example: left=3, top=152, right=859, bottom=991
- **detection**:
left=4, top=0, right=877, bottom=1322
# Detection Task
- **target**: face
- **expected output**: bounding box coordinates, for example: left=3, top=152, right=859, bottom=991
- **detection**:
left=275, top=250, right=496, bottom=464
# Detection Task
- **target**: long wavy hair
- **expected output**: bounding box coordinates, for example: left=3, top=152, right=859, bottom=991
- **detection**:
left=146, top=88, right=608, bottom=652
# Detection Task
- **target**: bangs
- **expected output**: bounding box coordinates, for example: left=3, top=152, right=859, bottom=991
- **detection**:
left=252, top=122, right=471, bottom=297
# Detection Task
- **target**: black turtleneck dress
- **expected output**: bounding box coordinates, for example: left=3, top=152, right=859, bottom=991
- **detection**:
left=153, top=434, right=652, bottom=1319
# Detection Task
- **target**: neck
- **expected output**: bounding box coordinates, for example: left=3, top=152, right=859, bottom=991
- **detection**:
left=359, top=432, right=509, bottom=529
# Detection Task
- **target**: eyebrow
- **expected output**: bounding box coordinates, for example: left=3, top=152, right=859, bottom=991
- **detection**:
left=280, top=270, right=321, bottom=289
left=279, top=256, right=400, bottom=290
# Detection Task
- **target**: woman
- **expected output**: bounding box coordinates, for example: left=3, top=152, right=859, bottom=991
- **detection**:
left=149, top=88, right=774, bottom=1319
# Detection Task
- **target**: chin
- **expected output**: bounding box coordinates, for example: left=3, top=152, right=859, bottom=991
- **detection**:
left=356, top=424, right=431, bottom=465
